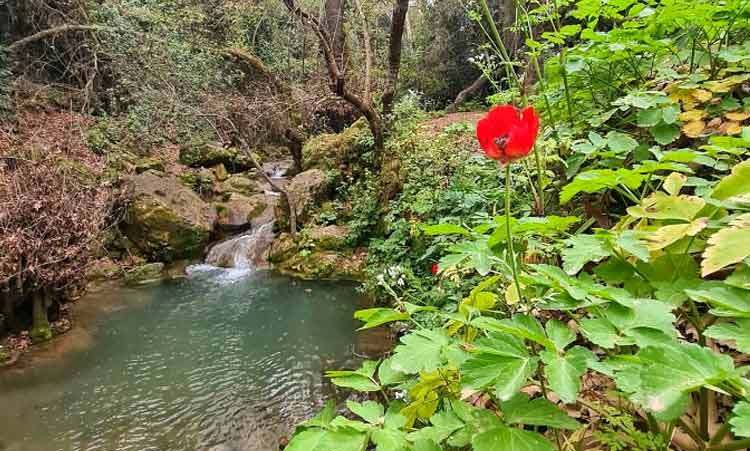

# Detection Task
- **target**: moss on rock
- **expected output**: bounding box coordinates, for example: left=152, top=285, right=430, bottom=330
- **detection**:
left=302, top=118, right=370, bottom=171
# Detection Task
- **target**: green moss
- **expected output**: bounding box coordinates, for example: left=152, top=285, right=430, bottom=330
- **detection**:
left=302, top=118, right=370, bottom=171
left=246, top=203, right=267, bottom=221
left=30, top=325, right=53, bottom=343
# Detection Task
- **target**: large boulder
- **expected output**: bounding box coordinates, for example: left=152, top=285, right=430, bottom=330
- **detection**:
left=302, top=118, right=370, bottom=171
left=122, top=171, right=217, bottom=261
left=215, top=193, right=274, bottom=231
left=179, top=142, right=259, bottom=173
left=269, top=226, right=364, bottom=280
left=217, top=173, right=262, bottom=196
left=275, top=169, right=329, bottom=228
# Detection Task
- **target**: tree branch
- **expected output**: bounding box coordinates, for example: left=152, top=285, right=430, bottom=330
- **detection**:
left=7, top=25, right=110, bottom=53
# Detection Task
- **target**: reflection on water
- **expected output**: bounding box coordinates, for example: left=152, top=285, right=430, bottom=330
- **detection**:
left=0, top=270, right=365, bottom=451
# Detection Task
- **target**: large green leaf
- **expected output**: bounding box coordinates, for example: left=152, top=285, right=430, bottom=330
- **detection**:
left=541, top=346, right=593, bottom=404
left=500, top=394, right=580, bottom=429
left=614, top=342, right=737, bottom=421
left=472, top=425, right=556, bottom=451
left=347, top=400, right=384, bottom=424
left=730, top=401, right=750, bottom=438
left=406, top=410, right=464, bottom=444
left=704, top=320, right=750, bottom=353
left=545, top=319, right=576, bottom=351
left=560, top=234, right=612, bottom=275
left=442, top=238, right=495, bottom=276
left=355, top=308, right=409, bottom=330
left=711, top=160, right=750, bottom=201
left=627, top=192, right=706, bottom=221
left=460, top=333, right=539, bottom=401
left=422, top=223, right=471, bottom=236
left=560, top=169, right=645, bottom=204
left=390, top=329, right=450, bottom=374
left=472, top=315, right=554, bottom=350
left=607, top=131, right=639, bottom=153
left=285, top=428, right=369, bottom=451
left=326, top=360, right=381, bottom=392
left=701, top=214, right=750, bottom=277
left=686, top=285, right=750, bottom=317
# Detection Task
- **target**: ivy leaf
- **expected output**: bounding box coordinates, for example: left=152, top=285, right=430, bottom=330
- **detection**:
left=390, top=329, right=450, bottom=374
left=326, top=360, right=381, bottom=392
left=472, top=425, right=555, bottom=451
left=355, top=308, right=409, bottom=330
left=541, top=346, right=594, bottom=404
left=460, top=333, right=539, bottom=401
left=651, top=122, right=681, bottom=145
left=702, top=214, right=750, bottom=277
left=560, top=169, right=645, bottom=204
left=730, top=401, right=750, bottom=438
left=637, top=108, right=662, bottom=127
left=561, top=234, right=612, bottom=274
left=607, top=131, right=639, bottom=153
left=501, top=394, right=580, bottom=429
left=704, top=320, right=750, bottom=353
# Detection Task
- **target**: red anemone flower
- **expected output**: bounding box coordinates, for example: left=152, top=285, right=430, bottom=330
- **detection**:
left=476, top=105, right=540, bottom=164
left=431, top=263, right=439, bottom=275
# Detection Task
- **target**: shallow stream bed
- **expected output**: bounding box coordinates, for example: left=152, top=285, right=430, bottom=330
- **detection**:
left=0, top=268, right=369, bottom=451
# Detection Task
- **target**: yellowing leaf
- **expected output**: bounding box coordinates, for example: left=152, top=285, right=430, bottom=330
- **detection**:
left=627, top=192, right=705, bottom=221
left=679, top=110, right=707, bottom=122
left=645, top=218, right=708, bottom=251
left=682, top=120, right=706, bottom=138
left=691, top=89, right=713, bottom=102
left=663, top=173, right=687, bottom=196
left=702, top=214, right=750, bottom=277
left=726, top=112, right=750, bottom=121
left=704, top=75, right=750, bottom=93
left=722, top=121, right=743, bottom=135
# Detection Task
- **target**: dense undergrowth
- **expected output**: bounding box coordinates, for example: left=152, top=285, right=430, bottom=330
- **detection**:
left=287, top=0, right=750, bottom=449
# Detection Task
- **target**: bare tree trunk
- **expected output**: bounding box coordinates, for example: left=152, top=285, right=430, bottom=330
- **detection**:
left=352, top=0, right=373, bottom=100
left=381, top=0, right=410, bottom=117
left=446, top=75, right=487, bottom=112
left=324, top=0, right=347, bottom=71
left=30, top=290, right=51, bottom=342
left=282, top=0, right=384, bottom=154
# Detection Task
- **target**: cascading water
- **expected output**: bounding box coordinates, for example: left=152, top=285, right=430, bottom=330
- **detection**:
left=203, top=221, right=276, bottom=270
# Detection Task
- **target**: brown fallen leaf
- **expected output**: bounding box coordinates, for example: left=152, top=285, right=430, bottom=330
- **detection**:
left=682, top=120, right=706, bottom=138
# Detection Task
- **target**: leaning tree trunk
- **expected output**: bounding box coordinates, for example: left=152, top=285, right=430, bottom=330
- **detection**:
left=324, top=0, right=347, bottom=71
left=446, top=75, right=488, bottom=112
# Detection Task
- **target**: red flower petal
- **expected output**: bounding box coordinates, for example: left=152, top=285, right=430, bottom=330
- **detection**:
left=476, top=105, right=540, bottom=163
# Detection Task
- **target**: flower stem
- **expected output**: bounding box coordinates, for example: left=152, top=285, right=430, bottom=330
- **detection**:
left=532, top=143, right=545, bottom=215
left=505, top=163, right=523, bottom=303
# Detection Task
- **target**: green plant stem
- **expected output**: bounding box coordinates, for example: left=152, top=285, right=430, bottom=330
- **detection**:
left=532, top=144, right=545, bottom=215
left=707, top=439, right=750, bottom=451
left=676, top=416, right=706, bottom=449
left=504, top=163, right=524, bottom=303
left=709, top=422, right=732, bottom=446
left=478, top=0, right=521, bottom=92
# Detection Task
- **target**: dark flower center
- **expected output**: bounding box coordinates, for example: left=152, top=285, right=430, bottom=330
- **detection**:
left=494, top=135, right=509, bottom=150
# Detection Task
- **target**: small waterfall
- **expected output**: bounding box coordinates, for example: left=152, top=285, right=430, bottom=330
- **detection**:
left=205, top=222, right=276, bottom=270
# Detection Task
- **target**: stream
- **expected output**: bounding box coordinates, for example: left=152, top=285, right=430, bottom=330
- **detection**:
left=0, top=267, right=371, bottom=451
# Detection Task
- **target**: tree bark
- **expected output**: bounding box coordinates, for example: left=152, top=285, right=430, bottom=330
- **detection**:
left=381, top=0, right=410, bottom=117
left=30, top=290, right=51, bottom=342
left=446, top=75, right=488, bottom=112
left=324, top=0, right=347, bottom=71
left=352, top=0, right=373, bottom=101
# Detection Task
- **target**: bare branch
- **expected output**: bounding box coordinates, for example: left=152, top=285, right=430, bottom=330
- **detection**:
left=6, top=25, right=111, bottom=53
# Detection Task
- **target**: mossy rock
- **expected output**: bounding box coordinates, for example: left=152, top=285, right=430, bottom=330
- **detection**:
left=86, top=258, right=122, bottom=281
left=134, top=157, right=165, bottom=174
left=179, top=142, right=261, bottom=173
left=275, top=250, right=366, bottom=281
left=214, top=193, right=273, bottom=230
left=122, top=172, right=217, bottom=262
left=302, top=118, right=370, bottom=171
left=179, top=168, right=215, bottom=194
left=30, top=325, right=53, bottom=343
left=275, top=169, right=330, bottom=230
left=305, top=225, right=350, bottom=250
left=218, top=174, right=261, bottom=196
left=124, top=262, right=165, bottom=285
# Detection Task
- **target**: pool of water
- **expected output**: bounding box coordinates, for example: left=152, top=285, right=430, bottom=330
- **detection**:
left=0, top=268, right=367, bottom=451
